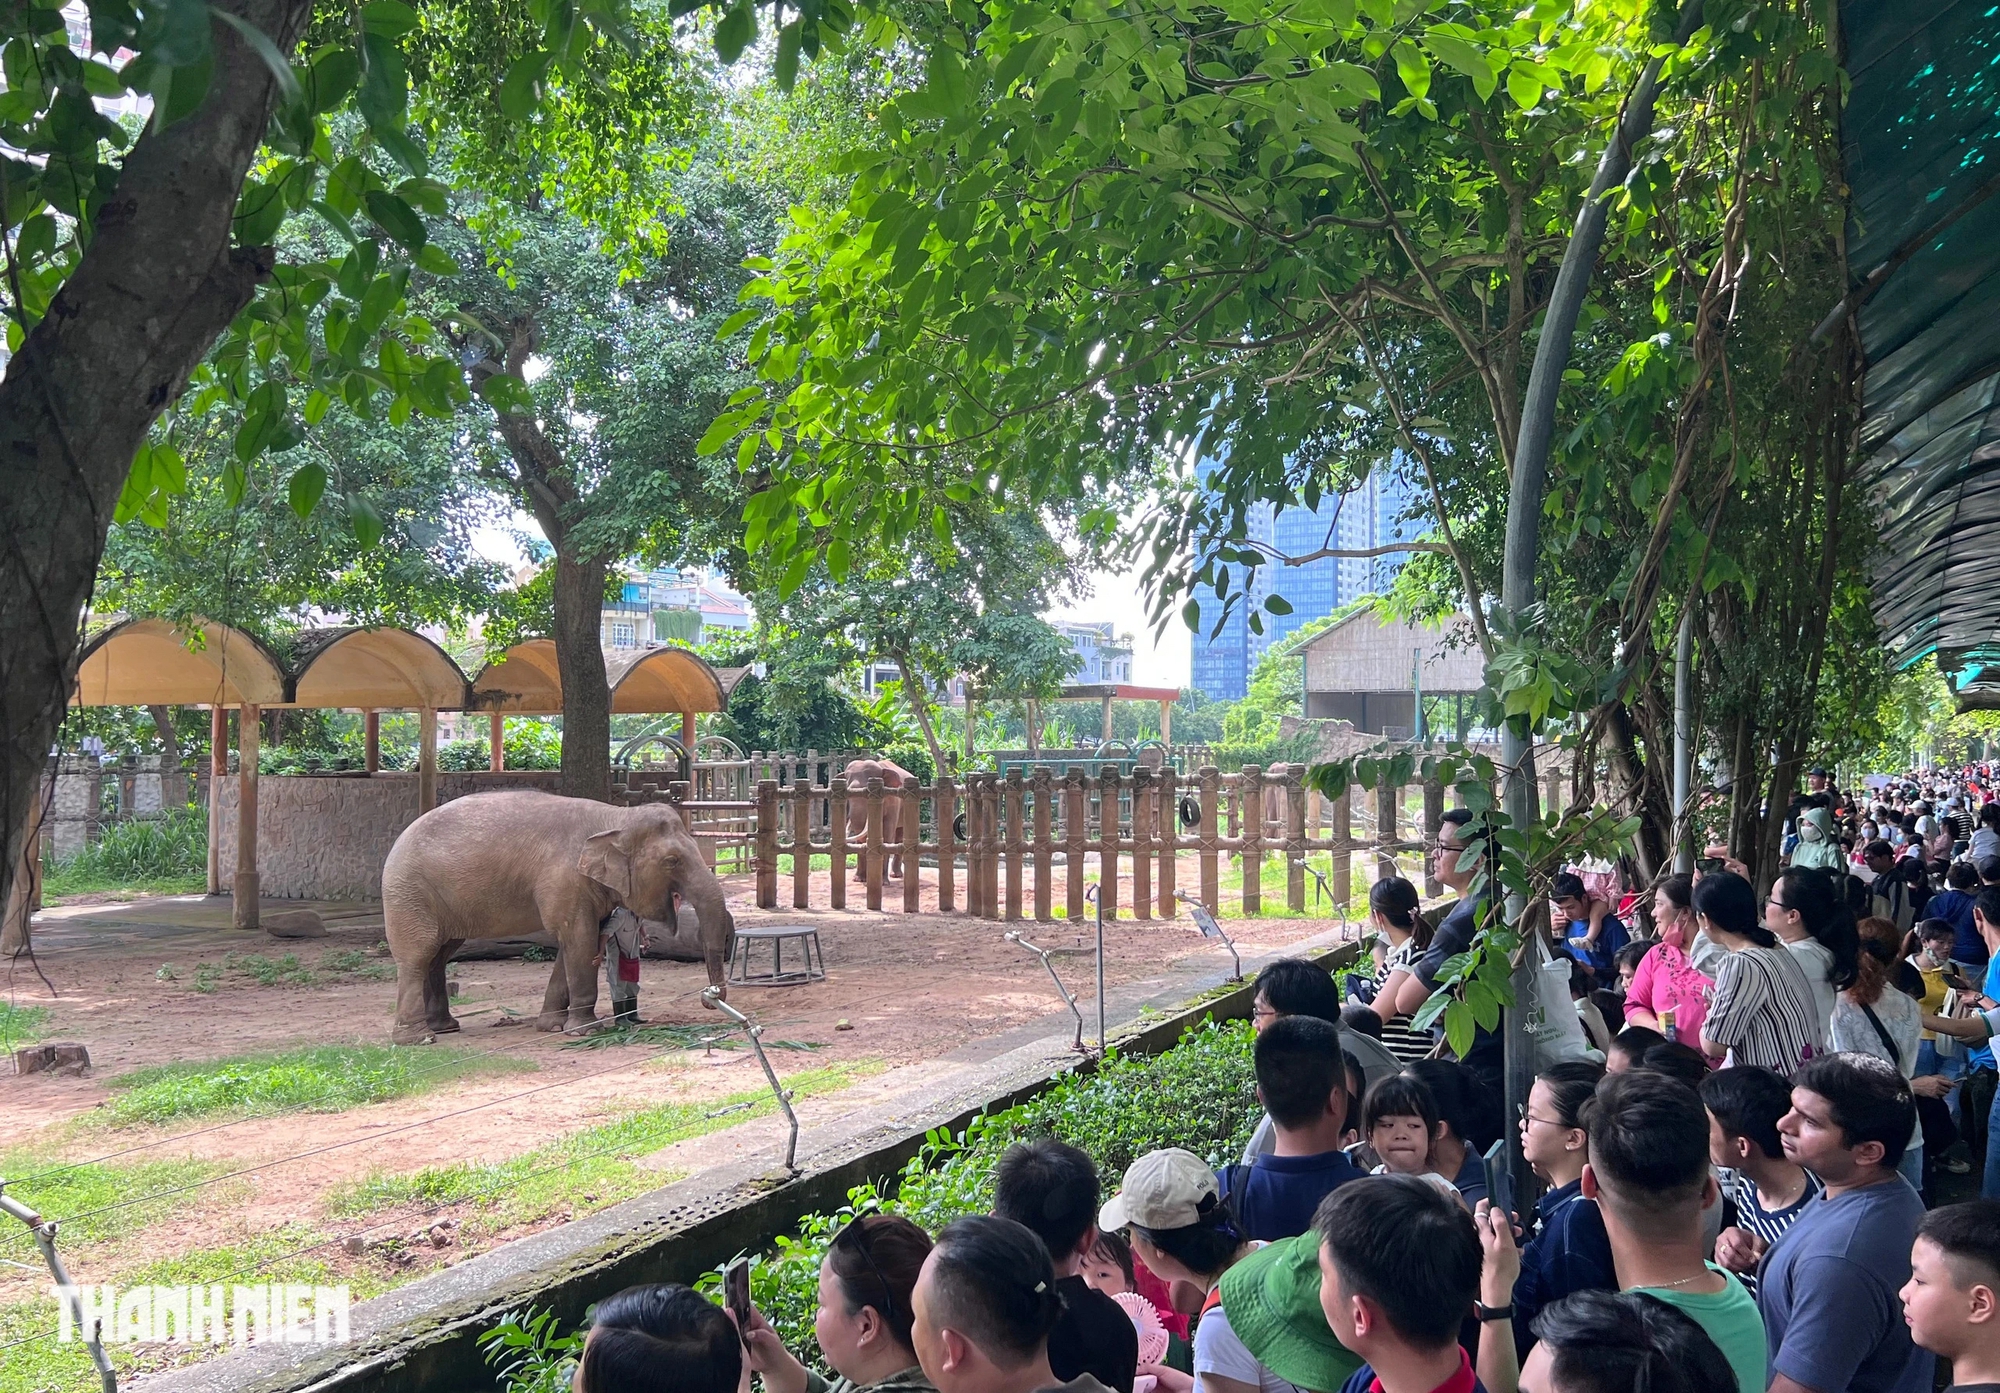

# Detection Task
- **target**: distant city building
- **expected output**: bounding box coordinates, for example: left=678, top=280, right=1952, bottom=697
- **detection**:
left=1051, top=621, right=1134, bottom=684
left=602, top=567, right=751, bottom=651
left=1188, top=464, right=1421, bottom=701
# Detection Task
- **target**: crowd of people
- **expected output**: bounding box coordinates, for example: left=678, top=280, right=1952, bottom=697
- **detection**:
left=553, top=767, right=2000, bottom=1393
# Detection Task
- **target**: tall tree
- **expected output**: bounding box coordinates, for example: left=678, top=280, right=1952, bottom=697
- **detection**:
left=0, top=0, right=761, bottom=932
left=444, top=156, right=771, bottom=795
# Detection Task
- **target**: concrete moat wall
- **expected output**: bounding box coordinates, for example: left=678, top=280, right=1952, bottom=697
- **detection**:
left=215, top=771, right=563, bottom=899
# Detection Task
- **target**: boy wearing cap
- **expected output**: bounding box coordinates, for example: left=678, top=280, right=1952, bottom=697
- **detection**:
left=1314, top=1177, right=1485, bottom=1393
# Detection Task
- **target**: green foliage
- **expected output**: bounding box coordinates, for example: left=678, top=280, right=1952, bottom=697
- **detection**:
left=438, top=719, right=564, bottom=770
left=481, top=1308, right=586, bottom=1393
left=103, top=1045, right=533, bottom=1126
left=41, top=806, right=208, bottom=897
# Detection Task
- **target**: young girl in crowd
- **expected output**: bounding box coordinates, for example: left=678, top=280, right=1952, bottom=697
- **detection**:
left=1360, top=1073, right=1466, bottom=1205
left=1079, top=1229, right=1192, bottom=1375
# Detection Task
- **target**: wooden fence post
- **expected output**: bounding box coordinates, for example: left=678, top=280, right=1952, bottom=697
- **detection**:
left=1285, top=766, right=1307, bottom=913
left=1158, top=767, right=1177, bottom=918
left=1423, top=775, right=1446, bottom=898
left=1098, top=768, right=1121, bottom=920
left=1031, top=767, right=1054, bottom=922
left=1375, top=772, right=1398, bottom=881
left=980, top=776, right=1003, bottom=921
left=1332, top=783, right=1353, bottom=908
left=937, top=775, right=957, bottom=914
left=903, top=778, right=922, bottom=914
left=1241, top=764, right=1263, bottom=916
left=792, top=782, right=811, bottom=909
left=865, top=777, right=885, bottom=911
left=756, top=779, right=779, bottom=908
left=1130, top=767, right=1152, bottom=920
left=1065, top=770, right=1087, bottom=921
left=1004, top=769, right=1025, bottom=922
left=966, top=776, right=986, bottom=920
left=829, top=782, right=848, bottom=911
left=1199, top=765, right=1220, bottom=910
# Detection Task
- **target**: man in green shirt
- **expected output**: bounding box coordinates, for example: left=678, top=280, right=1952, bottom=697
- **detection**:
left=1579, top=1071, right=1768, bottom=1393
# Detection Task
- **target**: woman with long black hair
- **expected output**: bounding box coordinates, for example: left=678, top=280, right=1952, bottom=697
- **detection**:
left=1766, top=866, right=1860, bottom=1033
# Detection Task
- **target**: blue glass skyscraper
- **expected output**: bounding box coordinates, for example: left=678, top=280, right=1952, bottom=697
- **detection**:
left=1187, top=464, right=1420, bottom=701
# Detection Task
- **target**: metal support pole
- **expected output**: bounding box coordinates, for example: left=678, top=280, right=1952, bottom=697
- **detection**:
left=1, top=1182, right=116, bottom=1393
left=1003, top=931, right=1091, bottom=1052
left=1672, top=605, right=1694, bottom=874
left=699, top=987, right=799, bottom=1173
left=1086, top=882, right=1106, bottom=1053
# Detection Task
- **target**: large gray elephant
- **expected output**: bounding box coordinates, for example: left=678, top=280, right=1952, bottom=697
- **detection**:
left=381, top=792, right=734, bottom=1043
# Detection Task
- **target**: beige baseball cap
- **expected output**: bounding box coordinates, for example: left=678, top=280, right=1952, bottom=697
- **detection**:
left=1098, top=1148, right=1220, bottom=1232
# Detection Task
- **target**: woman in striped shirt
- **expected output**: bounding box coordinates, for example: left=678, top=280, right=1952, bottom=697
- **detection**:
left=1691, top=871, right=1827, bottom=1076
left=1362, top=876, right=1436, bottom=1063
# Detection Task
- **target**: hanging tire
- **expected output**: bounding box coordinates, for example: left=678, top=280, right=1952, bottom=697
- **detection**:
left=953, top=812, right=968, bottom=841
left=1179, top=795, right=1201, bottom=828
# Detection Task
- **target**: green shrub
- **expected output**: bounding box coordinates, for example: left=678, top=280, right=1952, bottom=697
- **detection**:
left=42, top=805, right=207, bottom=894
left=437, top=721, right=564, bottom=772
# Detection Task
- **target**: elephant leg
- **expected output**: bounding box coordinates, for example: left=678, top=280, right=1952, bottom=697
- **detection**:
left=388, top=902, right=440, bottom=1045
left=423, top=947, right=460, bottom=1033
left=537, top=950, right=570, bottom=1032
left=560, top=906, right=604, bottom=1035
left=391, top=958, right=434, bottom=1045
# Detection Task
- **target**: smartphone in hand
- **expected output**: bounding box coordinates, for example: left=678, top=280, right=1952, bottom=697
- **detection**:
left=1483, top=1139, right=1514, bottom=1229
left=724, top=1257, right=752, bottom=1345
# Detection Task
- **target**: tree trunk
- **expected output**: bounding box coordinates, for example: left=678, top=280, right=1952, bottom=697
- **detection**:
left=891, top=655, right=950, bottom=780
left=0, top=0, right=309, bottom=929
left=149, top=705, right=187, bottom=810
left=552, top=554, right=612, bottom=800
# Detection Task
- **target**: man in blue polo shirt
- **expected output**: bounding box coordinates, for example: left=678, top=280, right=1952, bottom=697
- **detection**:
left=1759, top=1054, right=1933, bottom=1393
left=1218, top=1015, right=1364, bottom=1240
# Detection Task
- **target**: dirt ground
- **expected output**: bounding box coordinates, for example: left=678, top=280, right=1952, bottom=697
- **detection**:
left=2, top=857, right=1348, bottom=1222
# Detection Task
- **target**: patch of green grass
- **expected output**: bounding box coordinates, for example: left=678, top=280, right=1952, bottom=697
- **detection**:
left=0, top=1003, right=48, bottom=1049
left=318, top=949, right=393, bottom=980
left=191, top=963, right=221, bottom=994
left=328, top=1061, right=876, bottom=1226
left=103, top=1045, right=536, bottom=1127
left=221, top=951, right=317, bottom=987
left=0, top=1223, right=398, bottom=1393
left=0, top=1151, right=226, bottom=1278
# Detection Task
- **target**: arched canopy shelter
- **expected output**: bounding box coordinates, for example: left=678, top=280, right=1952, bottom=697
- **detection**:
left=468, top=640, right=738, bottom=753
left=288, top=627, right=468, bottom=711
left=67, top=618, right=474, bottom=928
left=73, top=617, right=288, bottom=708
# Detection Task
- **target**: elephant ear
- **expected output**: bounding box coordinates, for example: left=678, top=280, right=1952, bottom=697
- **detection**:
left=579, top=828, right=634, bottom=902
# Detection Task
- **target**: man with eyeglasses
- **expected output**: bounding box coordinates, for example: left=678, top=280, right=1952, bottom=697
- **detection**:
left=1373, top=808, right=1503, bottom=1093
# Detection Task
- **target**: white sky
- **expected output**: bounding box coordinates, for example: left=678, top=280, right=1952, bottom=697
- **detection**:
left=471, top=520, right=1195, bottom=688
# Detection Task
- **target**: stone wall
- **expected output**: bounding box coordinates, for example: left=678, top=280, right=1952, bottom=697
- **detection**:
left=41, top=755, right=206, bottom=860
left=216, top=771, right=563, bottom=900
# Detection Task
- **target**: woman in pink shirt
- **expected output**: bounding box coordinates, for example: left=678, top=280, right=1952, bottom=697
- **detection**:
left=1623, top=873, right=1715, bottom=1050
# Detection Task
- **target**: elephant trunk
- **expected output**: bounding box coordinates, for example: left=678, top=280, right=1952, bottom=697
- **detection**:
left=677, top=867, right=735, bottom=1002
